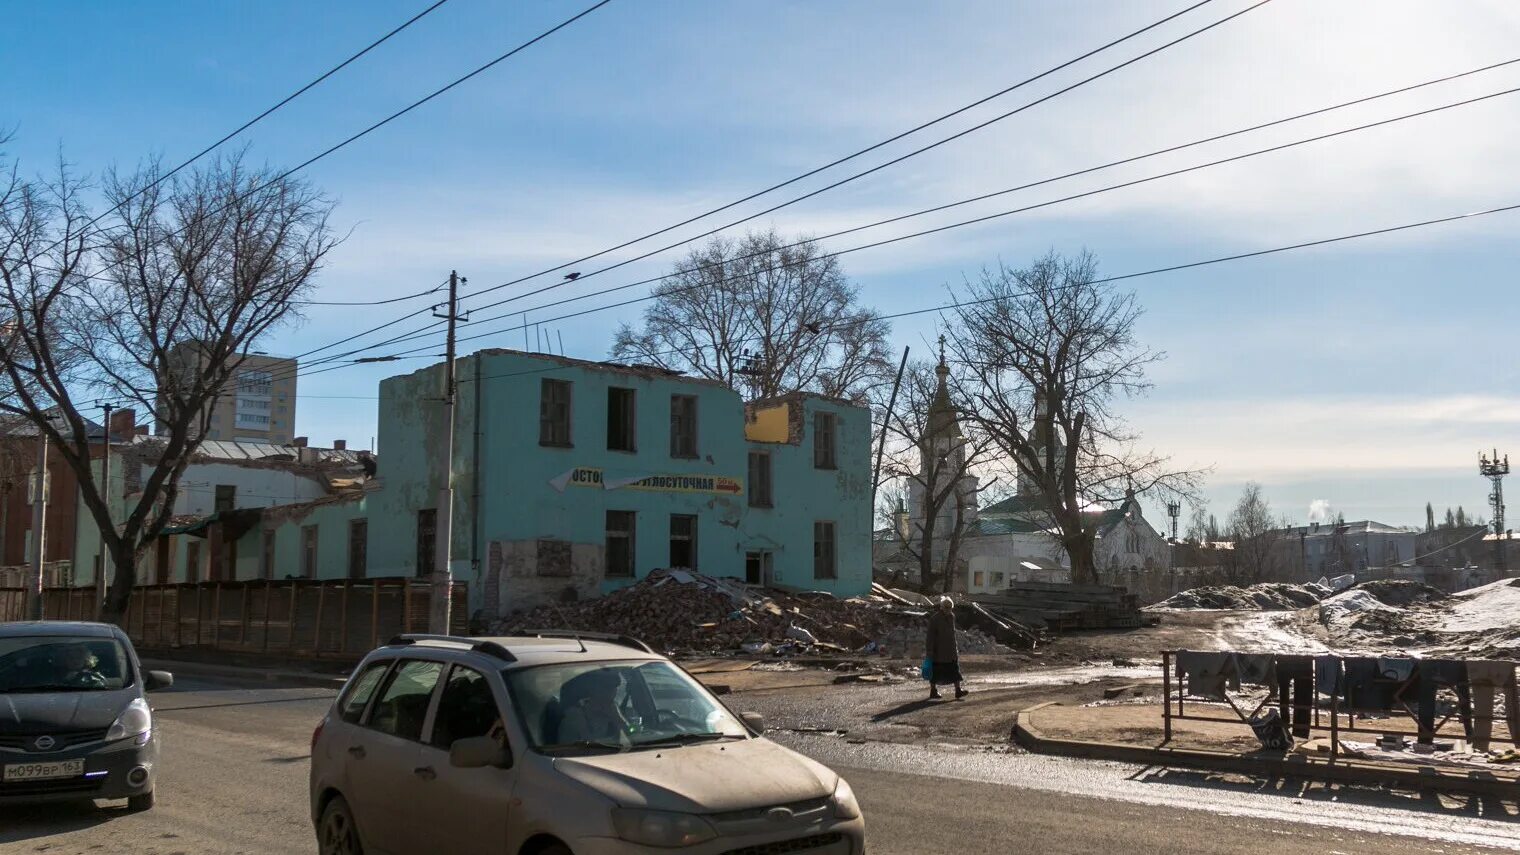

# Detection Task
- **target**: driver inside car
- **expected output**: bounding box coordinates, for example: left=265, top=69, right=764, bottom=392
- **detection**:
left=55, top=642, right=108, bottom=689
left=557, top=669, right=629, bottom=746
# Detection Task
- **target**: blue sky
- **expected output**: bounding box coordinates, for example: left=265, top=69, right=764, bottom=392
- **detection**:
left=6, top=0, right=1520, bottom=529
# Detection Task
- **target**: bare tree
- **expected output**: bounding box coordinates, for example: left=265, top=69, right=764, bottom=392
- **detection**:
left=0, top=151, right=336, bottom=622
left=611, top=230, right=891, bottom=402
left=877, top=359, right=1000, bottom=594
left=1225, top=482, right=1288, bottom=584
left=948, top=251, right=1202, bottom=585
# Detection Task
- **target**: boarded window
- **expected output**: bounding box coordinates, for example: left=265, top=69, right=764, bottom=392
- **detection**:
left=416, top=509, right=437, bottom=578
left=261, top=530, right=276, bottom=580
left=536, top=539, right=572, bottom=577
left=813, top=412, right=837, bottom=469
left=607, top=387, right=636, bottom=452
left=747, top=451, right=772, bottom=508
left=302, top=525, right=319, bottom=578
left=348, top=518, right=368, bottom=579
left=973, top=571, right=985, bottom=587
left=670, top=395, right=698, bottom=458
left=185, top=541, right=202, bottom=582
left=813, top=521, right=837, bottom=579
left=669, top=515, right=697, bottom=570
left=214, top=484, right=236, bottom=513
left=605, top=511, right=635, bottom=578
left=539, top=379, right=572, bottom=446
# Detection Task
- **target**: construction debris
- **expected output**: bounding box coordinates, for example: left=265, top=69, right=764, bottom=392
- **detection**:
left=493, top=569, right=1030, bottom=657
left=1152, top=581, right=1331, bottom=611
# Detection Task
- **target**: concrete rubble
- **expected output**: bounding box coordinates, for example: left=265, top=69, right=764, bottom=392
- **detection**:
left=491, top=568, right=1025, bottom=657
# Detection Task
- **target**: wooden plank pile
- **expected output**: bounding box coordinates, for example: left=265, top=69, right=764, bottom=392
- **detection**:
left=974, top=580, right=1154, bottom=632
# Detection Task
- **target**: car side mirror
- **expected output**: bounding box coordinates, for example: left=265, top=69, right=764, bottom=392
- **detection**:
left=741, top=712, right=765, bottom=734
left=144, top=671, right=174, bottom=692
left=450, top=735, right=511, bottom=769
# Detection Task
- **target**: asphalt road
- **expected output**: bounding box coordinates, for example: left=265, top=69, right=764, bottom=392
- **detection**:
left=1, top=676, right=1517, bottom=855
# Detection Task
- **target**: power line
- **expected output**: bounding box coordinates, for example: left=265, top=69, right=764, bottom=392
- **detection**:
left=455, top=0, right=1270, bottom=312
left=22, top=0, right=618, bottom=362
left=362, top=82, right=1520, bottom=362
left=313, top=201, right=1520, bottom=393
left=10, top=0, right=456, bottom=271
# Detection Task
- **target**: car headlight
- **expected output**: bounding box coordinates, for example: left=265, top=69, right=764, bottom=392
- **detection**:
left=830, top=777, right=861, bottom=820
left=106, top=698, right=152, bottom=743
left=611, top=808, right=718, bottom=848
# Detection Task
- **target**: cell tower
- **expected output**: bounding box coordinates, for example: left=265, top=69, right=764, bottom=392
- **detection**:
left=1165, top=501, right=1182, bottom=542
left=1479, top=449, right=1509, bottom=571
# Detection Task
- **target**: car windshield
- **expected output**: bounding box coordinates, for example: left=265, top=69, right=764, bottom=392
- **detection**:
left=507, top=660, right=748, bottom=755
left=0, top=636, right=133, bottom=693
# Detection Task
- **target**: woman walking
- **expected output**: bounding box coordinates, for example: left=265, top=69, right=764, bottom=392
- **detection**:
left=926, top=597, right=967, bottom=700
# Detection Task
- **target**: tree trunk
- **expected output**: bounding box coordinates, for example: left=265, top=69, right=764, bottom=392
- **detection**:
left=99, top=539, right=140, bottom=625
left=1066, top=533, right=1098, bottom=585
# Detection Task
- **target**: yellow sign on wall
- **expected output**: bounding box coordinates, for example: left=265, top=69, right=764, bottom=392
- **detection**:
left=555, top=467, right=742, bottom=496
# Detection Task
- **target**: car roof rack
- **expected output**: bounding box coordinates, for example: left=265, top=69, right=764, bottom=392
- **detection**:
left=387, top=633, right=517, bottom=663
left=519, top=629, right=655, bottom=654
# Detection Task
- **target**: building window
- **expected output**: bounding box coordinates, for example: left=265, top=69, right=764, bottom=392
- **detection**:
left=748, top=451, right=772, bottom=508
left=237, top=370, right=272, bottom=396
left=670, top=395, right=698, bottom=458
left=537, top=539, right=572, bottom=577
left=214, top=484, right=236, bottom=513
left=186, top=541, right=202, bottom=582
left=607, top=387, right=636, bottom=452
left=261, top=530, right=276, bottom=580
left=813, top=412, right=837, bottom=469
left=416, top=509, right=437, bottom=577
left=813, top=521, right=837, bottom=579
left=669, top=515, right=697, bottom=570
left=301, top=525, right=318, bottom=578
left=973, top=571, right=985, bottom=588
left=539, top=379, right=572, bottom=447
left=348, top=518, right=368, bottom=579
left=605, top=511, right=635, bottom=578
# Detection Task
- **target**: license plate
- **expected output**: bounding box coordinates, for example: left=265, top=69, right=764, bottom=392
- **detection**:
left=4, top=760, right=85, bottom=781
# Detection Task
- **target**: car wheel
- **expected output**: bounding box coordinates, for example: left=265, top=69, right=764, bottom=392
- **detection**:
left=536, top=845, right=571, bottom=855
left=318, top=796, right=364, bottom=855
left=127, top=790, right=155, bottom=812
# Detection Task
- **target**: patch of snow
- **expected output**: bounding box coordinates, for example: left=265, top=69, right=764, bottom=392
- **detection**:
left=1437, top=578, right=1520, bottom=633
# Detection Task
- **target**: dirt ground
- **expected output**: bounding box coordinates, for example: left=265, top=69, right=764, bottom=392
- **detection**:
left=684, top=609, right=1285, bottom=746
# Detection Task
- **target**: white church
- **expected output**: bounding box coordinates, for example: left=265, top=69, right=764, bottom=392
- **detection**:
left=876, top=346, right=1169, bottom=593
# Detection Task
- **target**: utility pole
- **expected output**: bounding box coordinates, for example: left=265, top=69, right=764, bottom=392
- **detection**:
left=870, top=346, right=910, bottom=521
left=430, top=272, right=467, bottom=633
left=1480, top=449, right=1509, bottom=572
left=98, top=403, right=114, bottom=617
left=27, top=427, right=48, bottom=621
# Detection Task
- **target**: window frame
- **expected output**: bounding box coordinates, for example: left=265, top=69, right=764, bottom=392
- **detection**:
left=669, top=514, right=698, bottom=570
left=416, top=508, right=437, bottom=578
left=747, top=451, right=773, bottom=508
left=539, top=378, right=573, bottom=448
left=813, top=411, right=837, bottom=470
left=425, top=663, right=505, bottom=751
left=360, top=656, right=448, bottom=744
left=260, top=529, right=277, bottom=580
left=606, top=386, right=637, bottom=452
left=669, top=394, right=698, bottom=459
left=813, top=520, right=837, bottom=580
left=301, top=524, right=319, bottom=579
left=338, top=659, right=395, bottom=724
left=605, top=510, right=636, bottom=579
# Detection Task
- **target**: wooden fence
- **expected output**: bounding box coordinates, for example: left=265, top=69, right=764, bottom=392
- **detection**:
left=0, top=578, right=468, bottom=660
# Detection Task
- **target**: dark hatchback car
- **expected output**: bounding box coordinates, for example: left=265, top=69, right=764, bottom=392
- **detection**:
left=0, top=621, right=172, bottom=811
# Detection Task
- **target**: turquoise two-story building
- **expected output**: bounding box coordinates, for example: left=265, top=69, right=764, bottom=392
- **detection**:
left=364, top=349, right=873, bottom=617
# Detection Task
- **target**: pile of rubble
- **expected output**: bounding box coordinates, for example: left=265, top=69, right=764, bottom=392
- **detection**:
left=1310, top=578, right=1520, bottom=659
left=491, top=569, right=1015, bottom=658
left=1153, top=581, right=1331, bottom=611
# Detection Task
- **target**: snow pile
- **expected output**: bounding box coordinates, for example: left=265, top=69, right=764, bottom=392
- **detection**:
left=1317, top=589, right=1399, bottom=629
left=1439, top=578, right=1520, bottom=633
left=1154, top=582, right=1330, bottom=611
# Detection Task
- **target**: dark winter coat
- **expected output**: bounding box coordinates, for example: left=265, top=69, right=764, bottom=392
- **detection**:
left=926, top=609, right=958, bottom=663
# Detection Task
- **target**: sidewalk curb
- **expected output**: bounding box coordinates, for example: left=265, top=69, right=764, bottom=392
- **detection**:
left=1011, top=705, right=1520, bottom=799
left=142, top=657, right=348, bottom=691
